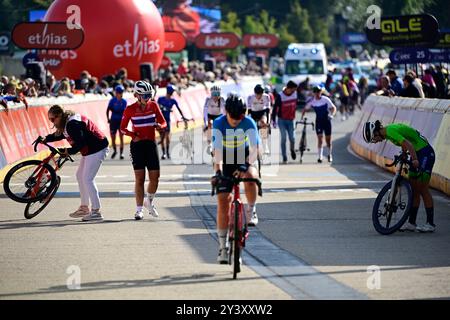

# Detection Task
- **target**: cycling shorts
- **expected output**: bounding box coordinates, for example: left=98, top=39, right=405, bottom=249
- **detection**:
left=249, top=110, right=269, bottom=123
left=216, top=164, right=256, bottom=194
left=409, top=144, right=435, bottom=182
left=130, top=140, right=160, bottom=171
left=208, top=114, right=221, bottom=121
left=109, top=119, right=122, bottom=135
left=315, top=119, right=332, bottom=136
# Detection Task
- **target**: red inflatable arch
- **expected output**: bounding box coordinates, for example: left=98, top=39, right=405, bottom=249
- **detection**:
left=43, top=0, right=165, bottom=80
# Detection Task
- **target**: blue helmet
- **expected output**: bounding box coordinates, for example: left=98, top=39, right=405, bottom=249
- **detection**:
left=167, top=85, right=175, bottom=95
left=115, top=85, right=125, bottom=93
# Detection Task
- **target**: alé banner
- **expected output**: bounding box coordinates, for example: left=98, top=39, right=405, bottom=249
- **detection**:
left=365, top=14, right=439, bottom=47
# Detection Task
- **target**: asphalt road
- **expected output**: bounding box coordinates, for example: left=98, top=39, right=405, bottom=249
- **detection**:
left=1, top=110, right=449, bottom=300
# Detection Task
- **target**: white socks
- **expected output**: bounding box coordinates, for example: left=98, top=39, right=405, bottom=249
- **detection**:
left=318, top=147, right=324, bottom=160
left=218, top=229, right=228, bottom=250
left=147, top=193, right=155, bottom=203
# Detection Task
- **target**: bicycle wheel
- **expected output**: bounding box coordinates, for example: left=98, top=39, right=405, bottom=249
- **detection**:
left=3, top=160, right=57, bottom=203
left=233, top=201, right=241, bottom=279
left=24, top=176, right=60, bottom=219
left=299, top=134, right=306, bottom=163
left=372, top=179, right=412, bottom=235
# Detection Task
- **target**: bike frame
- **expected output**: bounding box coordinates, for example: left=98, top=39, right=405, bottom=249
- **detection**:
left=229, top=184, right=248, bottom=250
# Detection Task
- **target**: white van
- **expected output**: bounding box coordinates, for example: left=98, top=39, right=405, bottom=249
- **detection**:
left=283, top=43, right=328, bottom=87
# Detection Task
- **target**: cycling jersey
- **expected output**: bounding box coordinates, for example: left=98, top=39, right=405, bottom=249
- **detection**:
left=107, top=97, right=127, bottom=122
left=120, top=100, right=167, bottom=141
left=204, top=96, right=225, bottom=124
left=212, top=115, right=260, bottom=166
left=273, top=90, right=298, bottom=121
left=385, top=123, right=429, bottom=151
left=247, top=94, right=271, bottom=112
left=304, top=96, right=336, bottom=121
left=45, top=114, right=108, bottom=156
left=157, top=96, right=184, bottom=131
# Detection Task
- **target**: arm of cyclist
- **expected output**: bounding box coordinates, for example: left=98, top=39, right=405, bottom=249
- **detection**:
left=203, top=98, right=209, bottom=129
left=173, top=100, right=186, bottom=121
left=153, top=102, right=167, bottom=130
left=271, top=94, right=281, bottom=127
left=120, top=107, right=137, bottom=139
left=65, top=120, right=87, bottom=155
left=401, top=140, right=420, bottom=168
left=327, top=97, right=337, bottom=120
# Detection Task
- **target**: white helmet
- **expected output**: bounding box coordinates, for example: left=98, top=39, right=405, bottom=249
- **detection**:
left=362, top=121, right=380, bottom=143
left=134, top=80, right=154, bottom=96
left=210, top=85, right=221, bottom=97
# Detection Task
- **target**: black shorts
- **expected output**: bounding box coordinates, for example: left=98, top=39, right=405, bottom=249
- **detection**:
left=216, top=164, right=255, bottom=194
left=315, top=119, right=332, bottom=136
left=208, top=114, right=221, bottom=121
left=250, top=110, right=269, bottom=122
left=130, top=140, right=160, bottom=171
left=109, top=119, right=121, bottom=135
left=409, top=144, right=435, bottom=182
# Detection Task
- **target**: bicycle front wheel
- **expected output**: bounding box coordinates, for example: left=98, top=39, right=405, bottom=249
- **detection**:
left=24, top=176, right=61, bottom=219
left=372, top=179, right=412, bottom=235
left=3, top=160, right=57, bottom=203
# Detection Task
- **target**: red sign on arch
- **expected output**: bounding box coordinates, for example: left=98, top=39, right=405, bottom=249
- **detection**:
left=242, top=34, right=279, bottom=49
left=165, top=31, right=186, bottom=52
left=12, top=22, right=84, bottom=50
left=195, top=33, right=240, bottom=50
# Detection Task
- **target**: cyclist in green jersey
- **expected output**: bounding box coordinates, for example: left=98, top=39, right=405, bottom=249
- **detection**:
left=363, top=120, right=436, bottom=233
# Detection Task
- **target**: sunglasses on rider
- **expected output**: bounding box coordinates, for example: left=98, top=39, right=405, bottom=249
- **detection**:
left=139, top=93, right=152, bottom=100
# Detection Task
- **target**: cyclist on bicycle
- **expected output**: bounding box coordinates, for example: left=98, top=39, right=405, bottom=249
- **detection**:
left=247, top=84, right=271, bottom=154
left=106, top=85, right=127, bottom=160
left=301, top=85, right=337, bottom=163
left=120, top=81, right=167, bottom=220
left=204, top=85, right=225, bottom=154
left=362, top=120, right=436, bottom=233
left=211, top=94, right=261, bottom=263
left=157, top=85, right=187, bottom=160
left=42, top=105, right=109, bottom=221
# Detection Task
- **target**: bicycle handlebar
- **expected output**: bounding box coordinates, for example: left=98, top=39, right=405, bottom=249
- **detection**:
left=176, top=118, right=195, bottom=127
left=295, top=118, right=315, bottom=130
left=385, top=152, right=414, bottom=169
left=33, top=136, right=75, bottom=163
left=211, top=175, right=263, bottom=197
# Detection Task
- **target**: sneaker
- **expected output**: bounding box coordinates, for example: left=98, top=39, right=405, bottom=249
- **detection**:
left=161, top=154, right=166, bottom=160
left=69, top=206, right=90, bottom=218
left=120, top=154, right=124, bottom=160
left=111, top=151, right=117, bottom=159
left=318, top=158, right=323, bottom=163
left=135, top=209, right=144, bottom=220
left=82, top=210, right=104, bottom=221
left=416, top=223, right=436, bottom=233
left=400, top=222, right=417, bottom=232
left=264, top=144, right=270, bottom=154
left=144, top=198, right=159, bottom=217
left=248, top=212, right=258, bottom=227
left=167, top=153, right=171, bottom=160
left=290, top=148, right=297, bottom=160
left=282, top=156, right=288, bottom=164
left=217, top=248, right=229, bottom=264
left=328, top=154, right=333, bottom=163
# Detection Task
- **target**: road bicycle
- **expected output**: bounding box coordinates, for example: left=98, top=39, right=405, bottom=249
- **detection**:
left=372, top=151, right=414, bottom=235
left=176, top=118, right=195, bottom=161
left=3, top=137, right=73, bottom=219
left=295, top=118, right=315, bottom=163
left=211, top=175, right=262, bottom=279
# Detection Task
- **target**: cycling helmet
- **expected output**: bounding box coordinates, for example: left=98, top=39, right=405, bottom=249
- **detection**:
left=254, top=84, right=264, bottom=95
left=166, top=85, right=175, bottom=95
left=312, top=85, right=323, bottom=93
left=264, top=85, right=271, bottom=94
left=210, top=85, right=221, bottom=97
left=134, top=80, right=154, bottom=95
left=225, top=94, right=246, bottom=119
left=362, top=121, right=382, bottom=143
left=115, top=85, right=125, bottom=93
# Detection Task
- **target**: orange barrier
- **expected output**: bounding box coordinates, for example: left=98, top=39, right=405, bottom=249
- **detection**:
left=351, top=95, right=450, bottom=195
